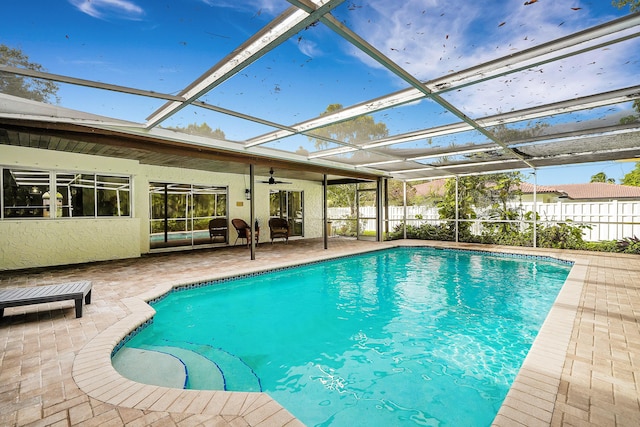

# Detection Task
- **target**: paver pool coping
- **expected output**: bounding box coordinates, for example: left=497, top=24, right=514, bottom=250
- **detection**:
left=71, top=243, right=587, bottom=426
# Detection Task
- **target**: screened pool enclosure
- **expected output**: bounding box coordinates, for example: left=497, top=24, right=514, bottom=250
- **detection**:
left=1, top=1, right=639, bottom=258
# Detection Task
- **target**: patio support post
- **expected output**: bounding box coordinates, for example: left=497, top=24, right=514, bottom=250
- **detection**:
left=377, top=177, right=384, bottom=242
left=185, top=195, right=189, bottom=233
left=324, top=174, right=328, bottom=250
left=163, top=184, right=168, bottom=243
left=383, top=178, right=389, bottom=240
left=533, top=170, right=538, bottom=248
left=355, top=184, right=360, bottom=238
left=403, top=181, right=407, bottom=240
left=249, top=163, right=255, bottom=260
left=455, top=176, right=459, bottom=243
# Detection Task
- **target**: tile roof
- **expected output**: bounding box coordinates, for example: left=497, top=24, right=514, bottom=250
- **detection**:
left=412, top=179, right=447, bottom=198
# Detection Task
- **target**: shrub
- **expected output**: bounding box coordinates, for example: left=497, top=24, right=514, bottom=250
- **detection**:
left=617, top=236, right=640, bottom=254
left=535, top=221, right=589, bottom=249
left=389, top=212, right=640, bottom=255
left=582, top=240, right=618, bottom=252
left=389, top=223, right=454, bottom=241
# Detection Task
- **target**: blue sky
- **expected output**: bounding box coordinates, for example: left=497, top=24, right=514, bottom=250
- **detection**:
left=2, top=0, right=638, bottom=185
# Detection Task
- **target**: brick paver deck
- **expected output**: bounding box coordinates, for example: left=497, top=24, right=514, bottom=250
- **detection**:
left=1, top=239, right=638, bottom=426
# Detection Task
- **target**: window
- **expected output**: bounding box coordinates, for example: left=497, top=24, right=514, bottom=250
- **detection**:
left=2, top=169, right=49, bottom=218
left=97, top=175, right=131, bottom=216
left=61, top=174, right=95, bottom=217
left=1, top=167, right=131, bottom=219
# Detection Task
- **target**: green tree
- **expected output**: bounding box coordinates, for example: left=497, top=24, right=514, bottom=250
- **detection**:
left=437, top=172, right=525, bottom=241
left=487, top=122, right=548, bottom=144
left=327, top=183, right=358, bottom=236
left=317, top=103, right=391, bottom=234
left=167, top=122, right=226, bottom=139
left=620, top=115, right=638, bottom=125
left=612, top=0, right=640, bottom=12
left=437, top=175, right=487, bottom=239
left=619, top=99, right=640, bottom=125
left=0, top=44, right=60, bottom=103
left=481, top=172, right=525, bottom=240
left=486, top=172, right=523, bottom=214
left=590, top=172, right=616, bottom=183
left=308, top=103, right=388, bottom=150
left=327, top=183, right=356, bottom=208
left=387, top=179, right=417, bottom=206
left=622, top=162, right=640, bottom=186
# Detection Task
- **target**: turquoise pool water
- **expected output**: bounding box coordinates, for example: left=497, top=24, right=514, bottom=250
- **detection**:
left=118, top=247, right=571, bottom=426
left=149, top=230, right=209, bottom=242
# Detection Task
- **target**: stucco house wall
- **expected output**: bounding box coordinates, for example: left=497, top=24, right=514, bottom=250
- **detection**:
left=0, top=145, right=323, bottom=271
left=519, top=193, right=558, bottom=203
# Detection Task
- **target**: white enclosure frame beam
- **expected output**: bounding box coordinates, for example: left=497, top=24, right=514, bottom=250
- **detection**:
left=145, top=0, right=347, bottom=128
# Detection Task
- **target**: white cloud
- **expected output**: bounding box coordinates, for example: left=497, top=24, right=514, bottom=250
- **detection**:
left=199, top=0, right=282, bottom=16
left=343, top=0, right=638, bottom=116
left=297, top=39, right=321, bottom=58
left=68, top=0, right=144, bottom=20
left=352, top=0, right=590, bottom=78
left=443, top=34, right=639, bottom=117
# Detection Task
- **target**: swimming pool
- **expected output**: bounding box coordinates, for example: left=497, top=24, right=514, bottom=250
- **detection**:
left=149, top=230, right=209, bottom=242
left=114, top=247, right=571, bottom=426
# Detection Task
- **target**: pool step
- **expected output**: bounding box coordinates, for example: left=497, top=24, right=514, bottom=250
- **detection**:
left=157, top=341, right=262, bottom=392
left=112, top=347, right=187, bottom=388
left=142, top=345, right=225, bottom=390
left=113, top=343, right=261, bottom=391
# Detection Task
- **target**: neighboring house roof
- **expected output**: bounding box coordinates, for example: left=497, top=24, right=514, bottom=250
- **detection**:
left=518, top=182, right=559, bottom=194
left=413, top=180, right=640, bottom=201
left=412, top=179, right=447, bottom=198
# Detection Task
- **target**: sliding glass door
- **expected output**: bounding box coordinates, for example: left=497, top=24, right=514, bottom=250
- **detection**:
left=269, top=190, right=303, bottom=237
left=149, top=183, right=227, bottom=249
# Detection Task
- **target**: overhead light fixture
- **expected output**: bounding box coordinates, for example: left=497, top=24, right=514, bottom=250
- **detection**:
left=30, top=186, right=41, bottom=195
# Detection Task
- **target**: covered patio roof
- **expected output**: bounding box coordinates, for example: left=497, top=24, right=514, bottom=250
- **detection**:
left=1, top=2, right=639, bottom=182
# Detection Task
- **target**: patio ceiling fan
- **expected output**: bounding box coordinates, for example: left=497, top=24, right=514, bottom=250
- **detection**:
left=260, top=168, right=291, bottom=185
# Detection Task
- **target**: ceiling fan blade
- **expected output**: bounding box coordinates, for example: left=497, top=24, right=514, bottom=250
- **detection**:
left=256, top=168, right=291, bottom=184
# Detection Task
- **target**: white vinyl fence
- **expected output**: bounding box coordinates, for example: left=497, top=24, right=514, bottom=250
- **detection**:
left=328, top=201, right=640, bottom=241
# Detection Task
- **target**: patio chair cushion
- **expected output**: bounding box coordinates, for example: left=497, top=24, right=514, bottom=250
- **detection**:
left=268, top=217, right=289, bottom=243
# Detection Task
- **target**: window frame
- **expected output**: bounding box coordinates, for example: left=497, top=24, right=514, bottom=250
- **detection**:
left=1, top=166, right=132, bottom=220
